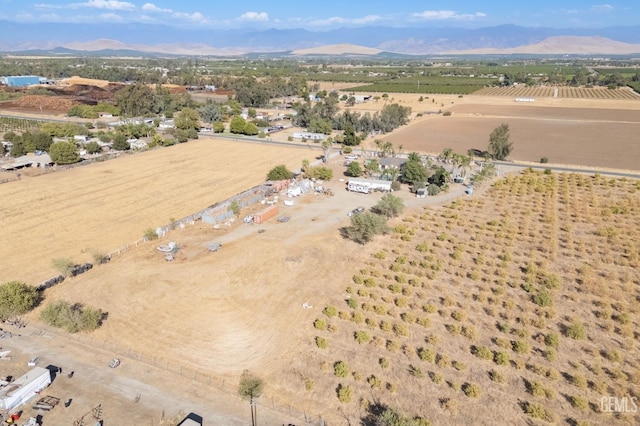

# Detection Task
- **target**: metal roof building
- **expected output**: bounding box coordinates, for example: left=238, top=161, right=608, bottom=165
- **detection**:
left=1, top=76, right=42, bottom=87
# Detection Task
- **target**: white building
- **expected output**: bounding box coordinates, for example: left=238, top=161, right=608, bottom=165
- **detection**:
left=292, top=132, right=324, bottom=141
left=0, top=367, right=51, bottom=411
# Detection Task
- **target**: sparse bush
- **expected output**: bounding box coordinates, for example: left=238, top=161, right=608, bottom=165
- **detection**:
left=544, top=332, right=559, bottom=348
left=334, top=361, right=349, bottom=378
left=409, top=364, right=424, bottom=378
left=451, top=310, right=467, bottom=322
left=323, top=306, right=337, bottom=317
left=569, top=373, right=587, bottom=389
left=305, top=379, right=314, bottom=391
left=512, top=340, right=531, bottom=354
left=336, top=384, right=353, bottom=403
left=379, top=357, right=390, bottom=369
left=367, top=375, right=383, bottom=390
left=566, top=321, right=586, bottom=340
left=314, top=319, right=326, bottom=330
left=355, top=330, right=371, bottom=345
left=143, top=228, right=159, bottom=241
left=346, top=298, right=358, bottom=309
left=524, top=402, right=556, bottom=422
left=52, top=257, right=75, bottom=276
left=315, top=336, right=328, bottom=349
left=489, top=369, right=505, bottom=383
left=533, top=289, right=553, bottom=307
left=569, top=395, right=588, bottom=410
left=40, top=300, right=103, bottom=333
left=494, top=351, right=509, bottom=366
left=418, top=347, right=436, bottom=363
left=463, top=383, right=481, bottom=397
left=429, top=371, right=443, bottom=385
left=452, top=360, right=466, bottom=371
left=435, top=353, right=451, bottom=368
left=472, top=346, right=493, bottom=360
left=393, top=323, right=409, bottom=337
left=386, top=340, right=400, bottom=353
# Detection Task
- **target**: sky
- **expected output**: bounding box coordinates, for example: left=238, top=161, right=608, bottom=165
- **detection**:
left=0, top=0, right=637, bottom=29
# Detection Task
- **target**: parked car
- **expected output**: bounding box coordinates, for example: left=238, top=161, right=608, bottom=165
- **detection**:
left=277, top=216, right=291, bottom=223
left=243, top=214, right=254, bottom=223
left=347, top=207, right=366, bottom=217
left=109, top=358, right=120, bottom=368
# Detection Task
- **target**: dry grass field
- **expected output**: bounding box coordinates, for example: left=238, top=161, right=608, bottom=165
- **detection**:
left=0, top=138, right=310, bottom=284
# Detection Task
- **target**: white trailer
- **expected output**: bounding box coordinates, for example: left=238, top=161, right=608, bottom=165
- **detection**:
left=0, top=367, right=51, bottom=411
left=347, top=178, right=392, bottom=194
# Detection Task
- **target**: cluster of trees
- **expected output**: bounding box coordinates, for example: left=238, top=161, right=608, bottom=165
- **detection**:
left=225, top=75, right=311, bottom=107
left=3, top=131, right=53, bottom=156
left=0, top=281, right=39, bottom=321
left=345, top=194, right=404, bottom=244
left=114, top=83, right=197, bottom=118
left=67, top=103, right=120, bottom=119
left=292, top=96, right=412, bottom=145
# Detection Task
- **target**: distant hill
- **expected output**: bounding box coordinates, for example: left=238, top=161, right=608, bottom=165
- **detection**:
left=291, top=43, right=382, bottom=56
left=452, top=36, right=640, bottom=55
left=3, top=21, right=640, bottom=56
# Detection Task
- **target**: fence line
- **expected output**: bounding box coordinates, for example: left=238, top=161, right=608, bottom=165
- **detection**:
left=28, top=323, right=327, bottom=425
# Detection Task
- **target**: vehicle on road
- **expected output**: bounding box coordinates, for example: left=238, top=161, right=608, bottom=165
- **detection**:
left=347, top=207, right=366, bottom=217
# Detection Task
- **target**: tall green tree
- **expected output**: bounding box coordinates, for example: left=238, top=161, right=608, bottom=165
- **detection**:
left=488, top=123, right=513, bottom=160
left=174, top=108, right=200, bottom=132
left=230, top=116, right=248, bottom=134
left=0, top=281, right=39, bottom=321
left=346, top=161, right=363, bottom=177
left=115, top=83, right=155, bottom=117
left=266, top=164, right=294, bottom=181
left=49, top=141, right=80, bottom=164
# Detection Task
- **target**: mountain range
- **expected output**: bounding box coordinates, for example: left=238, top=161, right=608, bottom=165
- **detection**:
left=2, top=21, right=640, bottom=56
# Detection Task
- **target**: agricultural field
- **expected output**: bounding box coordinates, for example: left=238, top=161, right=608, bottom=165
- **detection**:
left=0, top=138, right=310, bottom=284
left=298, top=170, right=639, bottom=424
left=474, top=85, right=640, bottom=100
left=0, top=115, right=44, bottom=133
left=384, top=101, right=640, bottom=170
left=347, top=76, right=491, bottom=95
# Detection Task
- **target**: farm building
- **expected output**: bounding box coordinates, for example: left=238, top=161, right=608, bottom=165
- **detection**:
left=0, top=153, right=53, bottom=171
left=1, top=76, right=43, bottom=87
left=347, top=178, right=392, bottom=194
left=0, top=367, right=51, bottom=411
left=292, top=132, right=324, bottom=141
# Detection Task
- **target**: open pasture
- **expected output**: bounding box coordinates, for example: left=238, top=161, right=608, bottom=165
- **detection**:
left=0, top=138, right=309, bottom=283
left=474, top=85, right=640, bottom=100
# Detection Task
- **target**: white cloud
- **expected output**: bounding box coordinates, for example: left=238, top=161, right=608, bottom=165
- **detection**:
left=238, top=11, right=269, bottom=22
left=307, top=14, right=384, bottom=27
left=70, top=0, right=135, bottom=10
left=412, top=10, right=486, bottom=21
left=590, top=4, right=614, bottom=12
left=142, top=3, right=172, bottom=13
